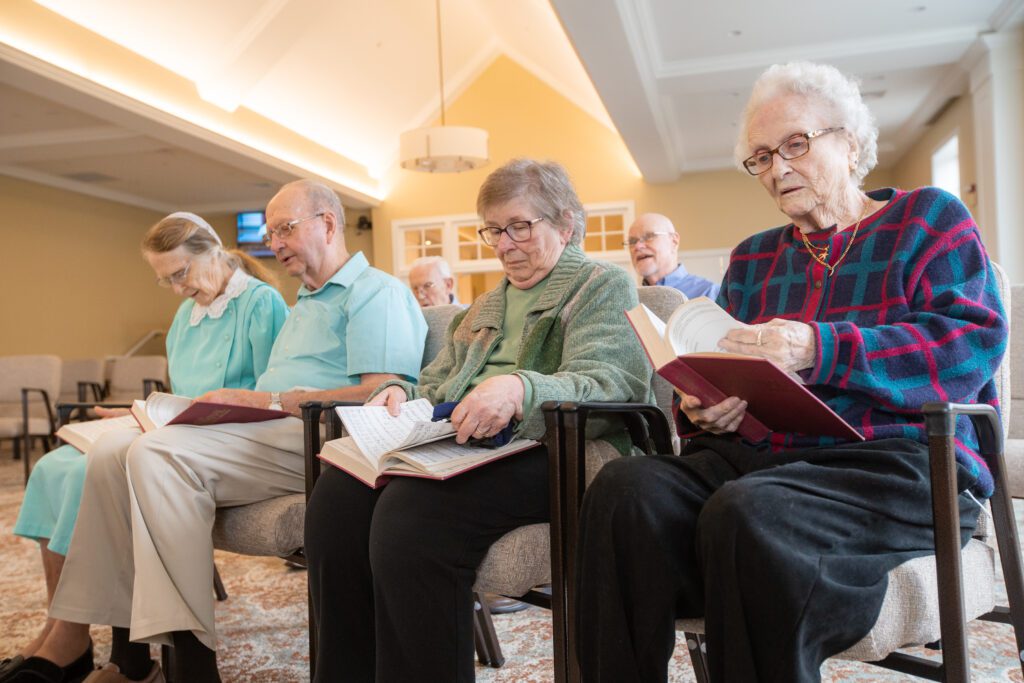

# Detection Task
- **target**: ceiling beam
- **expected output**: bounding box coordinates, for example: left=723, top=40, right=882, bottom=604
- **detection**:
left=194, top=0, right=335, bottom=112
left=0, top=163, right=175, bottom=213
left=0, top=125, right=138, bottom=150
left=551, top=0, right=680, bottom=182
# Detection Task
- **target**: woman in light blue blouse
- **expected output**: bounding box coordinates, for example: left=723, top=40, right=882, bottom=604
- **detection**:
left=6, top=212, right=288, bottom=673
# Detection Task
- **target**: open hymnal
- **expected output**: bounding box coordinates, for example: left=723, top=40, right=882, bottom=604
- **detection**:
left=318, top=398, right=538, bottom=488
left=626, top=298, right=863, bottom=442
left=55, top=414, right=141, bottom=453
left=129, top=392, right=290, bottom=432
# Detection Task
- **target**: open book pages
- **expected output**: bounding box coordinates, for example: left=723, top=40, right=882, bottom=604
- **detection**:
left=131, top=392, right=193, bottom=432
left=55, top=414, right=140, bottom=454
left=334, top=398, right=457, bottom=461
left=319, top=433, right=540, bottom=488
left=663, top=297, right=751, bottom=355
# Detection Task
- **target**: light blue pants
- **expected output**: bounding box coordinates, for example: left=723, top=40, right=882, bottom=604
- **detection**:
left=13, top=444, right=87, bottom=556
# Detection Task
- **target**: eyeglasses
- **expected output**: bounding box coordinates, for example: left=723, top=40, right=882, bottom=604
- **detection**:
left=742, top=127, right=844, bottom=175
left=477, top=217, right=545, bottom=247
left=624, top=231, right=673, bottom=248
left=412, top=281, right=438, bottom=295
left=156, top=261, right=191, bottom=288
left=262, top=212, right=324, bottom=246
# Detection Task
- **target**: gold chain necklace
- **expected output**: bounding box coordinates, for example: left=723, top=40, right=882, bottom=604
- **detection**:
left=799, top=201, right=870, bottom=276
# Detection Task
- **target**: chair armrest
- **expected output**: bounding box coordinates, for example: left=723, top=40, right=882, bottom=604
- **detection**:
left=21, top=388, right=57, bottom=437
left=77, top=381, right=105, bottom=403
left=143, top=378, right=168, bottom=397
left=299, top=401, right=361, bottom=500
left=56, top=402, right=132, bottom=427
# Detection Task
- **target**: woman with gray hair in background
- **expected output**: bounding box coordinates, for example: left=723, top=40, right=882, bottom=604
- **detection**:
left=304, top=158, right=652, bottom=682
left=575, top=62, right=1006, bottom=681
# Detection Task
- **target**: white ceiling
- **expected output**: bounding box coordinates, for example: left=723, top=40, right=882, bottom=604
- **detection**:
left=1, top=0, right=1022, bottom=212
left=553, top=0, right=1024, bottom=180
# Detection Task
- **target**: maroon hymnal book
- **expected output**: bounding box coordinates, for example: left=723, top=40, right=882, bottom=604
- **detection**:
left=130, top=392, right=290, bottom=432
left=626, top=302, right=863, bottom=443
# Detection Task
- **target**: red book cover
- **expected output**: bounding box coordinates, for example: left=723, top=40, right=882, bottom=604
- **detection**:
left=626, top=304, right=863, bottom=442
left=166, top=402, right=290, bottom=427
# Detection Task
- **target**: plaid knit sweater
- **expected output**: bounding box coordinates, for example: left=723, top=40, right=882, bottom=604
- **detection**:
left=714, top=186, right=1007, bottom=497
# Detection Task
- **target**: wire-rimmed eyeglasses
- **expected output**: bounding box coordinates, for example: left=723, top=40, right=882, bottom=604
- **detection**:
left=477, top=217, right=545, bottom=247
left=624, top=231, right=673, bottom=248
left=156, top=261, right=191, bottom=288
left=262, top=212, right=325, bottom=246
left=742, top=127, right=844, bottom=175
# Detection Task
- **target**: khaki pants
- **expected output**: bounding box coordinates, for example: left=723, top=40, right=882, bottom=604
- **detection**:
left=49, top=417, right=305, bottom=649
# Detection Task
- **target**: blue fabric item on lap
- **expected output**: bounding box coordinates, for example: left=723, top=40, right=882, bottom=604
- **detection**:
left=431, top=401, right=516, bottom=448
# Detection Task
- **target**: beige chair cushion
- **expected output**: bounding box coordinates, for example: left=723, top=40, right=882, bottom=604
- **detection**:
left=212, top=494, right=305, bottom=557
left=0, top=416, right=54, bottom=438
left=473, top=439, right=621, bottom=596
left=676, top=523, right=996, bottom=662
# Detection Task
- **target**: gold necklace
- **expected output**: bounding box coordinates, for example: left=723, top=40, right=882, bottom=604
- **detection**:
left=799, top=201, right=870, bottom=276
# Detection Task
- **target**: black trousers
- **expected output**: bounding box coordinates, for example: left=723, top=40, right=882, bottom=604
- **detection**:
left=575, top=437, right=981, bottom=683
left=304, top=445, right=549, bottom=682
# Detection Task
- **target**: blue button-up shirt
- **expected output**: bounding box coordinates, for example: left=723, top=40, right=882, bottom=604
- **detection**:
left=648, top=263, right=721, bottom=300
left=256, top=252, right=427, bottom=392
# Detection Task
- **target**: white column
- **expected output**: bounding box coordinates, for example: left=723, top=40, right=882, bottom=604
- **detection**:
left=968, top=27, right=1024, bottom=282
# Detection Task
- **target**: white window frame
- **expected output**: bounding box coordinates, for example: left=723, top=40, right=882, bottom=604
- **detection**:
left=931, top=132, right=961, bottom=199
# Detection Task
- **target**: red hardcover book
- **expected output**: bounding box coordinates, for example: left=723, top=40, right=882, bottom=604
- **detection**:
left=130, top=392, right=290, bottom=432
left=626, top=301, right=863, bottom=442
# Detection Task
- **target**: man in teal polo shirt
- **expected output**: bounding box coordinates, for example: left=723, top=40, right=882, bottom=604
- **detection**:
left=38, top=180, right=427, bottom=683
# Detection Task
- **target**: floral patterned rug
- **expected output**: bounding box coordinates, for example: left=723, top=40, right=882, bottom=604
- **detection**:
left=1, top=450, right=1020, bottom=681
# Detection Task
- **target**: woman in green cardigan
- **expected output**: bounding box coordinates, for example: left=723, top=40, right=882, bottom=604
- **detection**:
left=304, top=158, right=653, bottom=682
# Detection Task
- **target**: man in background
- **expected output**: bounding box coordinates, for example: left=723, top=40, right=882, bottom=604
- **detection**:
left=626, top=213, right=720, bottom=299
left=409, top=256, right=461, bottom=307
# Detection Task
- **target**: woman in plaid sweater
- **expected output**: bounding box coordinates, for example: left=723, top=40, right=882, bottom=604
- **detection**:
left=576, top=62, right=1007, bottom=682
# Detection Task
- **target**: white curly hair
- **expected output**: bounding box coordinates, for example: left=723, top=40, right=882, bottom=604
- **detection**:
left=734, top=62, right=879, bottom=186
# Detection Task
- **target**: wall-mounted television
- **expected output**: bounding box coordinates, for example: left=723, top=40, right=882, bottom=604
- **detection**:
left=236, top=211, right=273, bottom=257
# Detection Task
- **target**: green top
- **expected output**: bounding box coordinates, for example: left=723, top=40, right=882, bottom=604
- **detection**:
left=374, top=244, right=653, bottom=453
left=466, top=274, right=550, bottom=412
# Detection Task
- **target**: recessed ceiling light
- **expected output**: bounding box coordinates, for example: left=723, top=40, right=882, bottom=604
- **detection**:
left=728, top=29, right=742, bottom=37
left=911, top=5, right=927, bottom=12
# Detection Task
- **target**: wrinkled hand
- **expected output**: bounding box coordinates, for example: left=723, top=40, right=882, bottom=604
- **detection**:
left=451, top=375, right=525, bottom=444
left=366, top=386, right=408, bottom=417
left=676, top=388, right=747, bottom=435
left=719, top=319, right=816, bottom=372
left=194, top=388, right=269, bottom=408
left=94, top=406, right=130, bottom=419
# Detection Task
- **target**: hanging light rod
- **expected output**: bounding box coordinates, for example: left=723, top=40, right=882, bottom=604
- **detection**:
left=399, top=0, right=489, bottom=173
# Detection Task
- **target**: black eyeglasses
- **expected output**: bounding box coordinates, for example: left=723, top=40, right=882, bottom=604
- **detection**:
left=742, top=127, right=844, bottom=175
left=262, top=212, right=324, bottom=246
left=477, top=217, right=545, bottom=247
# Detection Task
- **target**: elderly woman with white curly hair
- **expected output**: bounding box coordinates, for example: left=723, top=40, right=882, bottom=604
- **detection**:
left=575, top=62, right=1007, bottom=682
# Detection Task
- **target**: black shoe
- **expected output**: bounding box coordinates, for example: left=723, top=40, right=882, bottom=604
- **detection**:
left=484, top=595, right=531, bottom=615
left=0, top=642, right=92, bottom=683
left=0, top=657, right=24, bottom=681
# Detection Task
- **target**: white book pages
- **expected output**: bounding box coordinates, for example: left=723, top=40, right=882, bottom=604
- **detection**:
left=663, top=297, right=751, bottom=356
left=56, top=415, right=140, bottom=453
left=335, top=398, right=455, bottom=462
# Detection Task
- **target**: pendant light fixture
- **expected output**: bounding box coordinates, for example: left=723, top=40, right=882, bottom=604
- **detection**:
left=399, top=0, right=489, bottom=173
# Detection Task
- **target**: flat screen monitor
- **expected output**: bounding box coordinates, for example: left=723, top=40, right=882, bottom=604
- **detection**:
left=236, top=211, right=272, bottom=257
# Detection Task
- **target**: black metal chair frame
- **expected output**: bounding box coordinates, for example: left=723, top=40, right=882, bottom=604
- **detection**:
left=541, top=399, right=1024, bottom=683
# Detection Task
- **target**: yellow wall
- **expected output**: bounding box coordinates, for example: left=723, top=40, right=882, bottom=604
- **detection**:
left=890, top=96, right=976, bottom=209
left=373, top=56, right=894, bottom=273
left=0, top=176, right=373, bottom=357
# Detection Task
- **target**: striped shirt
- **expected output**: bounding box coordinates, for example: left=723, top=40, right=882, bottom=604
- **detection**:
left=712, top=186, right=1007, bottom=497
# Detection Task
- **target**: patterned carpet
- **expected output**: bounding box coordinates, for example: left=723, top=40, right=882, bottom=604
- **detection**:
left=1, top=448, right=1022, bottom=682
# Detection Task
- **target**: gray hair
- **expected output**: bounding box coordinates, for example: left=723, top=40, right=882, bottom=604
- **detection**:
left=476, top=158, right=586, bottom=245
left=734, top=62, right=879, bottom=185
left=410, top=255, right=452, bottom=279
left=278, top=179, right=346, bottom=227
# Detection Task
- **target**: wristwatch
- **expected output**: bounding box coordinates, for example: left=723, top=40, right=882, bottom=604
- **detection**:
left=269, top=392, right=283, bottom=411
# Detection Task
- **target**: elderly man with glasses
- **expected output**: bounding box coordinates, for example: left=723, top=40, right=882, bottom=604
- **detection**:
left=408, top=256, right=462, bottom=307
left=17, top=179, right=427, bottom=683
left=626, top=213, right=720, bottom=299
